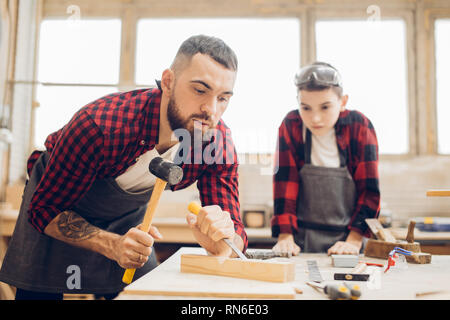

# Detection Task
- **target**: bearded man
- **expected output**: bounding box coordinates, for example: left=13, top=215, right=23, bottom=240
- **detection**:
left=0, top=35, right=247, bottom=300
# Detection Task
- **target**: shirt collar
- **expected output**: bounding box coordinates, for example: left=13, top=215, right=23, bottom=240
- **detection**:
left=142, top=80, right=163, bottom=147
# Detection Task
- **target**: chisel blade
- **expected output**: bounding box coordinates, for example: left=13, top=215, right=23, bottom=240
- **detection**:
left=223, top=238, right=248, bottom=260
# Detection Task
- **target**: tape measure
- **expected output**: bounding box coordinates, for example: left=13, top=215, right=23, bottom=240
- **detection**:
left=307, top=260, right=324, bottom=282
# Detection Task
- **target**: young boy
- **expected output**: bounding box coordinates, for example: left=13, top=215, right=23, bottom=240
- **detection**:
left=272, top=62, right=380, bottom=255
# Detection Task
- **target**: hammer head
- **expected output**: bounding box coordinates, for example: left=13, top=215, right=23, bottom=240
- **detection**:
left=149, top=157, right=183, bottom=185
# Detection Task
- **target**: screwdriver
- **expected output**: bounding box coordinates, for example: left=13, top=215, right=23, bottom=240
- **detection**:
left=344, top=282, right=362, bottom=300
left=306, top=281, right=352, bottom=300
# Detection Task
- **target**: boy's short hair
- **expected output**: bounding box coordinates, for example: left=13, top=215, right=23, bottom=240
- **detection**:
left=295, top=61, right=343, bottom=98
left=171, top=35, right=238, bottom=74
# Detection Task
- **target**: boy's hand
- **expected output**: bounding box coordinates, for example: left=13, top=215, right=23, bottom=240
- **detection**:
left=327, top=230, right=363, bottom=255
left=272, top=233, right=301, bottom=256
left=327, top=241, right=360, bottom=255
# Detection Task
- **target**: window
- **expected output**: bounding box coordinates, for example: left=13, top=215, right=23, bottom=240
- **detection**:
left=34, top=85, right=117, bottom=147
left=35, top=19, right=121, bottom=148
left=136, top=18, right=300, bottom=154
left=435, top=19, right=450, bottom=154
left=316, top=19, right=408, bottom=154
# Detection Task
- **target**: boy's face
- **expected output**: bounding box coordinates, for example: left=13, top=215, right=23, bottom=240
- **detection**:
left=297, top=88, right=348, bottom=136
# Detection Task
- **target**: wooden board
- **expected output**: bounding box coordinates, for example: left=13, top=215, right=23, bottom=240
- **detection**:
left=123, top=247, right=296, bottom=299
left=426, top=189, right=450, bottom=197
left=180, top=254, right=295, bottom=283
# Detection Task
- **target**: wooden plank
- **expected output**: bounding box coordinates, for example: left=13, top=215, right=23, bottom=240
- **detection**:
left=390, top=227, right=450, bottom=241
left=123, top=247, right=296, bottom=299
left=180, top=254, right=295, bottom=283
left=426, top=190, right=450, bottom=197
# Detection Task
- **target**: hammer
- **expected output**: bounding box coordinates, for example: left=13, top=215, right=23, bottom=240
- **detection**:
left=122, top=156, right=183, bottom=284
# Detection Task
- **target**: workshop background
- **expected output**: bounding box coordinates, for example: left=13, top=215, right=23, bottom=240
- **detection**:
left=0, top=0, right=449, bottom=299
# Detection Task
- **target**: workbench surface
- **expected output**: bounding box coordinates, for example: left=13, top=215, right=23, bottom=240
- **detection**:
left=118, top=247, right=450, bottom=300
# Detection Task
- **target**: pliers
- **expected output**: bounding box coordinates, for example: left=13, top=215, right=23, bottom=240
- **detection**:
left=384, top=247, right=412, bottom=273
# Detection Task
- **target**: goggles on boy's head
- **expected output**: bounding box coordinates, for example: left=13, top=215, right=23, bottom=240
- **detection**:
left=295, top=64, right=343, bottom=88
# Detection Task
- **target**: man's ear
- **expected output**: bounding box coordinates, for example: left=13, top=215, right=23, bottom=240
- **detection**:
left=161, top=69, right=175, bottom=96
left=340, top=94, right=349, bottom=111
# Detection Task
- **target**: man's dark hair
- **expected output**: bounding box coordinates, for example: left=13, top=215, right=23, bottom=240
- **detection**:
left=296, top=61, right=343, bottom=98
left=171, top=35, right=238, bottom=73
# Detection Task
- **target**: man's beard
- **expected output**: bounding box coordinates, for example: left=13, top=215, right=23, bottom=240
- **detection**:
left=167, top=93, right=215, bottom=145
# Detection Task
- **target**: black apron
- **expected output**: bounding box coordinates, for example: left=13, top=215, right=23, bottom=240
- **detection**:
left=0, top=151, right=158, bottom=294
left=294, top=129, right=357, bottom=253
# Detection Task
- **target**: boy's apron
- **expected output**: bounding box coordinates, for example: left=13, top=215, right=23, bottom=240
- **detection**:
left=0, top=151, right=158, bottom=294
left=294, top=129, right=357, bottom=253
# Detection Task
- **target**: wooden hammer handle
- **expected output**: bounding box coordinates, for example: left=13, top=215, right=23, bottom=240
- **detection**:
left=406, top=220, right=416, bottom=243
left=140, top=178, right=167, bottom=232
left=122, top=178, right=168, bottom=284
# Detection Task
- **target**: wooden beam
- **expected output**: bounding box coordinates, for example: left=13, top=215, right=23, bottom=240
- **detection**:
left=180, top=254, right=295, bottom=283
left=426, top=189, right=450, bottom=197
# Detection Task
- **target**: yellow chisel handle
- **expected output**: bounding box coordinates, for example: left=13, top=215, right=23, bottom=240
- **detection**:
left=122, top=268, right=136, bottom=285
left=188, top=201, right=202, bottom=215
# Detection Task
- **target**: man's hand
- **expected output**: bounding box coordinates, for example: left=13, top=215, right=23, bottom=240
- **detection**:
left=44, top=211, right=163, bottom=269
left=113, top=225, right=163, bottom=269
left=272, top=233, right=301, bottom=256
left=186, top=205, right=242, bottom=257
left=327, top=230, right=363, bottom=255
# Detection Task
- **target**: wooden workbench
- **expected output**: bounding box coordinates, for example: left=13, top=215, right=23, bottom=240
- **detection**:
left=118, top=247, right=450, bottom=300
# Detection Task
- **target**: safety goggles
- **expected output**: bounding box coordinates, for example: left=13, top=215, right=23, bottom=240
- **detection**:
left=295, top=64, right=343, bottom=88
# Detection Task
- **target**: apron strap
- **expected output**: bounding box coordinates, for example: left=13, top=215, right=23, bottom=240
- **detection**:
left=304, top=128, right=347, bottom=167
left=304, top=128, right=312, bottom=164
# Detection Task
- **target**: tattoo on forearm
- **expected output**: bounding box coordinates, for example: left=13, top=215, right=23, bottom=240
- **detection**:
left=56, top=210, right=100, bottom=241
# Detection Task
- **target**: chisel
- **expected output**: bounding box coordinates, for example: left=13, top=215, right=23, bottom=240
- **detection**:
left=187, top=202, right=247, bottom=260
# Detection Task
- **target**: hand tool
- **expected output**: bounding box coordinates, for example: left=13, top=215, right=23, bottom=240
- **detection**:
left=406, top=220, right=416, bottom=243
left=187, top=201, right=248, bottom=260
left=245, top=249, right=291, bottom=259
left=333, top=273, right=370, bottom=281
left=364, top=262, right=384, bottom=267
left=365, top=218, right=396, bottom=242
left=306, top=260, right=324, bottom=283
left=351, top=262, right=367, bottom=274
left=334, top=261, right=370, bottom=281
left=384, top=247, right=411, bottom=273
left=306, top=281, right=352, bottom=300
left=344, top=282, right=362, bottom=300
left=122, top=157, right=183, bottom=284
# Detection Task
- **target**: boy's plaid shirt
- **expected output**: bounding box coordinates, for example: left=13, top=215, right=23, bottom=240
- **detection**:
left=272, top=109, right=380, bottom=238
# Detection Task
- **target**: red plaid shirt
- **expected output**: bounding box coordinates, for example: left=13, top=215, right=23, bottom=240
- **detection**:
left=272, top=109, right=380, bottom=238
left=27, top=86, right=247, bottom=250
